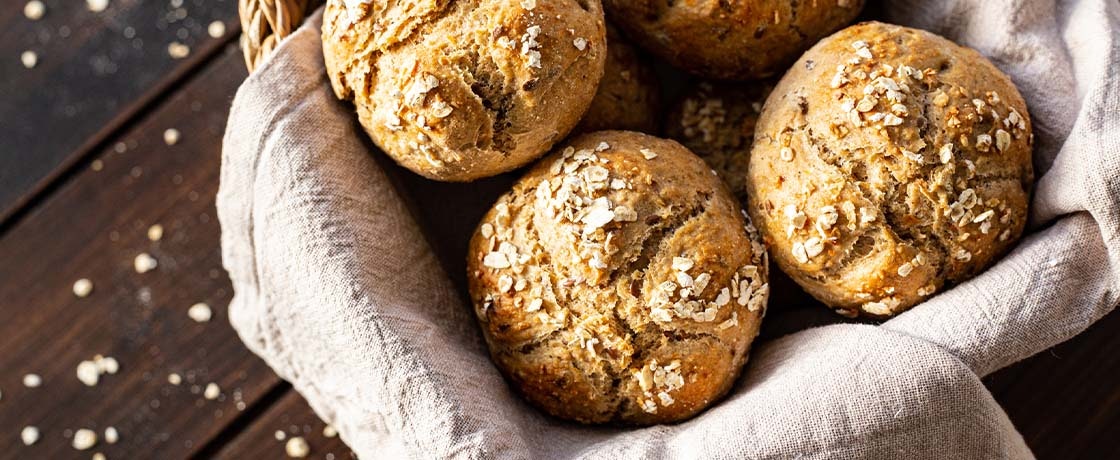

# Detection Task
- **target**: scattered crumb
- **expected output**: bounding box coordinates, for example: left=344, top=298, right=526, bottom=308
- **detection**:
left=77, top=355, right=120, bottom=386
left=188, top=302, right=212, bottom=322
left=72, top=428, right=98, bottom=450
left=104, top=426, right=119, bottom=444
left=147, top=224, right=164, bottom=241
left=24, top=1, right=46, bottom=20
left=96, top=355, right=119, bottom=373
left=168, top=373, right=182, bottom=385
left=163, top=128, right=180, bottom=145
left=203, top=382, right=220, bottom=400
left=207, top=21, right=226, bottom=38
left=91, top=160, right=104, bottom=171
left=322, top=425, right=337, bottom=438
left=86, top=0, right=108, bottom=12
left=285, top=437, right=310, bottom=458
left=73, top=278, right=94, bottom=298
left=22, top=374, right=42, bottom=388
left=167, top=42, right=190, bottom=59
left=77, top=360, right=100, bottom=386
left=134, top=253, right=158, bottom=273
left=21, top=50, right=38, bottom=69
left=274, top=430, right=287, bottom=441
left=21, top=426, right=39, bottom=445
left=92, top=453, right=107, bottom=460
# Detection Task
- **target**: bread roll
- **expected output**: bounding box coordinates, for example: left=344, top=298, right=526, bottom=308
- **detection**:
left=664, top=81, right=773, bottom=204
left=323, top=0, right=607, bottom=181
left=573, top=26, right=660, bottom=134
left=603, top=0, right=863, bottom=80
left=745, top=22, right=1034, bottom=318
left=468, top=131, right=768, bottom=424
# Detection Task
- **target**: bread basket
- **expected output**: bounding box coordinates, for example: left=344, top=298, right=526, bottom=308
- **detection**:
left=221, top=0, right=1120, bottom=457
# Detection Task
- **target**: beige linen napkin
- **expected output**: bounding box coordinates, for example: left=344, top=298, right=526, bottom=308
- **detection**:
left=217, top=0, right=1120, bottom=457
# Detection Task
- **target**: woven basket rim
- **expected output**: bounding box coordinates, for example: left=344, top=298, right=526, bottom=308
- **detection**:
left=239, top=0, right=319, bottom=72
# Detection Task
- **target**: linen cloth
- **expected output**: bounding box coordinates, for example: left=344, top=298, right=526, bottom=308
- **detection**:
left=217, top=1, right=1120, bottom=458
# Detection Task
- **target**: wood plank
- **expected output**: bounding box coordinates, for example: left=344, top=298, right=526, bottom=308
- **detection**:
left=0, top=45, right=281, bottom=458
left=985, top=310, right=1120, bottom=458
left=0, top=0, right=240, bottom=222
left=212, top=390, right=354, bottom=459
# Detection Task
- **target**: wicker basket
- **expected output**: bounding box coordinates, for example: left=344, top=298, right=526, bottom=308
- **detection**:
left=239, top=0, right=321, bottom=71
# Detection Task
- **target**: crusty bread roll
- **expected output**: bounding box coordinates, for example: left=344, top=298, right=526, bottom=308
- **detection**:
left=467, top=131, right=768, bottom=424
left=664, top=81, right=774, bottom=204
left=322, top=0, right=607, bottom=181
left=746, top=22, right=1034, bottom=318
left=572, top=26, right=661, bottom=135
left=603, top=0, right=863, bottom=80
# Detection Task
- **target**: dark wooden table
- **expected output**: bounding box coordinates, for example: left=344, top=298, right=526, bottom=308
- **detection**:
left=0, top=1, right=1115, bottom=458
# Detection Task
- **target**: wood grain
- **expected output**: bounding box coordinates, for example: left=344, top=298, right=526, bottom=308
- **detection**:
left=0, top=46, right=279, bottom=459
left=0, top=0, right=240, bottom=222
left=212, top=390, right=354, bottom=460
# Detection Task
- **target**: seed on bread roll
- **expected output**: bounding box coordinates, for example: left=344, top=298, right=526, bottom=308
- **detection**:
left=322, top=0, right=607, bottom=182
left=603, top=0, right=864, bottom=80
left=467, top=131, right=768, bottom=424
left=745, top=22, right=1034, bottom=318
left=572, top=26, right=661, bottom=135
left=664, top=81, right=774, bottom=205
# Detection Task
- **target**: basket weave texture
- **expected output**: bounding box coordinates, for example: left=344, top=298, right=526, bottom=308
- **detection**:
left=239, top=0, right=319, bottom=71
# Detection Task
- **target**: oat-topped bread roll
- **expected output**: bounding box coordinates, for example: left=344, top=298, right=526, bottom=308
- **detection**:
left=746, top=22, right=1034, bottom=318
left=664, top=81, right=773, bottom=204
left=467, top=131, right=768, bottom=424
left=573, top=26, right=660, bottom=134
left=603, top=0, right=863, bottom=80
left=322, top=0, right=607, bottom=182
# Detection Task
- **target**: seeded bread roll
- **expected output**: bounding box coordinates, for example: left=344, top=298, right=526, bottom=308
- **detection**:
left=664, top=81, right=773, bottom=204
left=467, top=131, right=768, bottom=424
left=745, top=22, right=1034, bottom=318
left=603, top=0, right=863, bottom=80
left=573, top=26, right=661, bottom=134
left=322, top=0, right=607, bottom=182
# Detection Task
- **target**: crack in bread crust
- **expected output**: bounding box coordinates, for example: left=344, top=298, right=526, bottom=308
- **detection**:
left=323, top=0, right=607, bottom=181
left=468, top=131, right=768, bottom=424
left=746, top=22, right=1033, bottom=317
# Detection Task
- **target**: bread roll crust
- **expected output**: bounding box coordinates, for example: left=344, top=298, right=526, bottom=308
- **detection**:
left=746, top=22, right=1034, bottom=318
left=468, top=131, right=768, bottom=424
left=603, top=0, right=864, bottom=80
left=323, top=0, right=607, bottom=181
left=572, top=26, right=661, bottom=134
